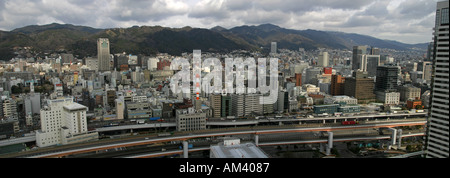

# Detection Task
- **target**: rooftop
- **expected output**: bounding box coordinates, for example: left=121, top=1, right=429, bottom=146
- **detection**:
left=63, top=103, right=87, bottom=111
left=210, top=142, right=268, bottom=158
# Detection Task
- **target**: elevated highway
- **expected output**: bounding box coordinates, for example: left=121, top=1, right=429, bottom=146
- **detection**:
left=1, top=118, right=425, bottom=158
left=124, top=132, right=425, bottom=158
left=0, top=112, right=425, bottom=147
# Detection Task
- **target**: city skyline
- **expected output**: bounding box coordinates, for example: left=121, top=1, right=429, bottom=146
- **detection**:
left=0, top=0, right=443, bottom=44
left=0, top=0, right=447, bottom=159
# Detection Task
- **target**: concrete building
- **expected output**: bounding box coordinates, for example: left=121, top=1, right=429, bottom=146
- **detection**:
left=115, top=98, right=124, bottom=120
left=366, top=55, right=381, bottom=77
left=318, top=51, right=329, bottom=67
left=221, top=95, right=232, bottom=117
left=324, top=95, right=358, bottom=105
left=271, top=42, right=277, bottom=54
left=97, top=38, right=111, bottom=72
left=147, top=57, right=159, bottom=71
left=398, top=85, right=421, bottom=102
left=375, top=65, right=399, bottom=92
left=375, top=91, right=400, bottom=105
left=85, top=57, right=98, bottom=71
left=231, top=94, right=245, bottom=117
left=36, top=97, right=98, bottom=147
left=352, top=46, right=368, bottom=71
left=210, top=94, right=221, bottom=118
left=176, top=108, right=206, bottom=131
left=2, top=98, right=18, bottom=119
left=244, top=94, right=263, bottom=116
left=24, top=93, right=41, bottom=115
left=295, top=73, right=302, bottom=86
left=331, top=74, right=345, bottom=96
left=305, top=68, right=321, bottom=85
left=303, top=84, right=320, bottom=94
left=425, top=0, right=449, bottom=158
left=344, top=71, right=375, bottom=101
left=126, top=102, right=152, bottom=120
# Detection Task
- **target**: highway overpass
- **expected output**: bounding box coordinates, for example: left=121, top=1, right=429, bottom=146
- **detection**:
left=1, top=118, right=425, bottom=158
left=0, top=112, right=426, bottom=148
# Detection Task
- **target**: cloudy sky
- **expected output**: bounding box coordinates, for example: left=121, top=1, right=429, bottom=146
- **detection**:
left=0, top=0, right=442, bottom=44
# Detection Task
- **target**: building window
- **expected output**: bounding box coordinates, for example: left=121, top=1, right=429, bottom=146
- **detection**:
left=441, top=8, right=449, bottom=25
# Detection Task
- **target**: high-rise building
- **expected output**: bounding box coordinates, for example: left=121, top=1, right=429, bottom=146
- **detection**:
left=271, top=42, right=277, bottom=54
left=352, top=46, right=368, bottom=71
left=366, top=55, right=381, bottom=76
left=331, top=74, right=345, bottom=96
left=221, top=95, right=232, bottom=117
left=210, top=94, right=222, bottom=118
left=115, top=98, right=124, bottom=120
left=97, top=38, right=111, bottom=72
left=244, top=94, right=263, bottom=116
left=425, top=0, right=449, bottom=158
left=295, top=73, right=302, bottom=86
left=231, top=94, right=244, bottom=117
left=305, top=67, right=321, bottom=84
left=344, top=71, right=375, bottom=101
left=318, top=51, right=329, bottom=67
left=375, top=65, right=399, bottom=92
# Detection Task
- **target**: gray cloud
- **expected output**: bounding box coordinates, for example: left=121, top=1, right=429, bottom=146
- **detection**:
left=0, top=0, right=440, bottom=44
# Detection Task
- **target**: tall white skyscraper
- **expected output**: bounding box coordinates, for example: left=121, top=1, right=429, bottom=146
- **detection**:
left=97, top=38, right=111, bottom=72
left=425, top=0, right=449, bottom=158
left=318, top=51, right=329, bottom=67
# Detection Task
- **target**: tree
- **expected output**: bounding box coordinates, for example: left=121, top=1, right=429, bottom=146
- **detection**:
left=11, top=85, right=23, bottom=94
left=415, top=105, right=423, bottom=110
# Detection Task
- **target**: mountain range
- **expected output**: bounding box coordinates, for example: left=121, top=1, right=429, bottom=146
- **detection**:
left=0, top=23, right=428, bottom=60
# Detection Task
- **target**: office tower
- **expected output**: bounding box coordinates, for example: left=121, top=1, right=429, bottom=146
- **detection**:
left=344, top=71, right=375, bottom=100
left=318, top=51, right=329, bottom=67
left=331, top=74, right=345, bottom=96
left=375, top=65, right=399, bottom=92
left=352, top=46, right=367, bottom=70
left=244, top=94, right=263, bottom=116
left=115, top=98, right=124, bottom=120
left=422, top=62, right=433, bottom=82
left=425, top=0, right=449, bottom=158
left=366, top=55, right=381, bottom=76
left=375, top=65, right=400, bottom=105
left=370, top=47, right=380, bottom=55
left=231, top=94, right=244, bottom=117
left=271, top=42, right=277, bottom=54
left=210, top=94, right=222, bottom=118
left=221, top=95, right=232, bottom=117
left=97, top=38, right=110, bottom=72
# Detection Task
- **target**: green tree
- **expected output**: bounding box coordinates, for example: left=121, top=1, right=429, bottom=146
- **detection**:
left=11, top=85, right=23, bottom=94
